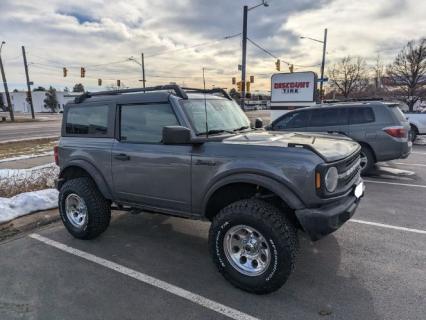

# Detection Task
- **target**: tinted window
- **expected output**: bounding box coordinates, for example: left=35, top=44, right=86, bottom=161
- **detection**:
left=66, top=105, right=109, bottom=135
left=349, top=107, right=375, bottom=124
left=388, top=105, right=407, bottom=123
left=310, top=108, right=348, bottom=126
left=120, top=103, right=179, bottom=143
left=273, top=111, right=311, bottom=129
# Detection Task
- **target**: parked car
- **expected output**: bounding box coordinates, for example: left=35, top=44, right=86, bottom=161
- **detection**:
left=55, top=85, right=364, bottom=294
left=267, top=102, right=412, bottom=174
left=403, top=111, right=426, bottom=142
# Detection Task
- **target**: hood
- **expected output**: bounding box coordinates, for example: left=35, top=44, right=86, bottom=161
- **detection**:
left=223, top=131, right=360, bottom=162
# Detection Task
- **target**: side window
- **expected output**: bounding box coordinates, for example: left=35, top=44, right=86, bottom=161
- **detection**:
left=349, top=107, right=375, bottom=124
left=66, top=105, right=109, bottom=135
left=273, top=111, right=310, bottom=129
left=310, top=108, right=348, bottom=127
left=120, top=103, right=179, bottom=143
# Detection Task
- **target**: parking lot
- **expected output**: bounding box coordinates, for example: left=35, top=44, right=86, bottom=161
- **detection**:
left=0, top=146, right=425, bottom=320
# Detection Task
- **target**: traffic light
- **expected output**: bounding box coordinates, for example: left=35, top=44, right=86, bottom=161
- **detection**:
left=98, top=79, right=102, bottom=86
left=246, top=81, right=250, bottom=93
left=237, top=81, right=242, bottom=92
left=289, top=64, right=294, bottom=73
left=117, top=79, right=121, bottom=87
left=232, top=77, right=236, bottom=85
left=80, top=67, right=86, bottom=78
left=63, top=67, right=67, bottom=77
left=250, top=75, right=254, bottom=83
left=275, top=59, right=280, bottom=71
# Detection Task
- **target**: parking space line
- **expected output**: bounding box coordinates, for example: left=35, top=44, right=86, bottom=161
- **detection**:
left=393, top=162, right=426, bottom=167
left=29, top=233, right=259, bottom=320
left=350, top=219, right=426, bottom=235
left=411, top=151, right=426, bottom=155
left=364, top=179, right=426, bottom=188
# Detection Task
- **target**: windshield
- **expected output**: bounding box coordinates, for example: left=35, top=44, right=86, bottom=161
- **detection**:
left=181, top=99, right=251, bottom=135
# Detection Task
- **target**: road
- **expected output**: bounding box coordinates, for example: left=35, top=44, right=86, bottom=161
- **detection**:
left=1, top=145, right=425, bottom=319
left=0, top=115, right=61, bottom=141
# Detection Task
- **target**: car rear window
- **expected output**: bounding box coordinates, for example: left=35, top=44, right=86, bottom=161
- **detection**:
left=349, top=107, right=375, bottom=124
left=388, top=105, right=407, bottom=123
left=65, top=105, right=109, bottom=135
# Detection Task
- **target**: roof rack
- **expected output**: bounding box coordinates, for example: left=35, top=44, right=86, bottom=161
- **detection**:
left=181, top=87, right=232, bottom=100
left=74, top=84, right=188, bottom=104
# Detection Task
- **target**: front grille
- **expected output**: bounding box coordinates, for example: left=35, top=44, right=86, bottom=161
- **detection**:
left=336, top=152, right=361, bottom=192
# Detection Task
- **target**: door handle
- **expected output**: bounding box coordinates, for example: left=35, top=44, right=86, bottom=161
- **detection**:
left=114, top=153, right=130, bottom=161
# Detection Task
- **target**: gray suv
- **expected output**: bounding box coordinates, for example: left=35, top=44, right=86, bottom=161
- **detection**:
left=268, top=102, right=412, bottom=174
left=55, top=85, right=364, bottom=294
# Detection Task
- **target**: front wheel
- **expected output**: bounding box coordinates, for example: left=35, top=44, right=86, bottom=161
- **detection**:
left=208, top=199, right=297, bottom=294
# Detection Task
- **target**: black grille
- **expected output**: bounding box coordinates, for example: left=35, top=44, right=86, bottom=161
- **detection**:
left=336, top=152, right=361, bottom=191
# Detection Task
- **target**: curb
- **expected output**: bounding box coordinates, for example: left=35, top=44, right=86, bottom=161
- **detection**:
left=0, top=136, right=59, bottom=145
left=0, top=209, right=60, bottom=242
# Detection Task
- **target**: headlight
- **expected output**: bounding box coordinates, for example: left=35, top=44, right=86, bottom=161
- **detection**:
left=324, top=167, right=339, bottom=192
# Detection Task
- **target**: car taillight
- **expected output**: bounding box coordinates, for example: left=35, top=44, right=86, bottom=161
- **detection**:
left=383, top=126, right=406, bottom=138
left=54, top=146, right=59, bottom=165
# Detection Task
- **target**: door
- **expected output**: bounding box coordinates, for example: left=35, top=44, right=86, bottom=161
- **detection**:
left=112, top=102, right=191, bottom=213
left=307, top=108, right=349, bottom=135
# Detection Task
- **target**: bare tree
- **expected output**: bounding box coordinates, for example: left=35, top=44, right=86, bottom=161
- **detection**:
left=386, top=39, right=426, bottom=111
left=328, top=56, right=369, bottom=98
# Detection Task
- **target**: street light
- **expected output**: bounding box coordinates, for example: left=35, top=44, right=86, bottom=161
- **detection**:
left=128, top=54, right=146, bottom=88
left=300, top=28, right=328, bottom=101
left=240, top=1, right=269, bottom=109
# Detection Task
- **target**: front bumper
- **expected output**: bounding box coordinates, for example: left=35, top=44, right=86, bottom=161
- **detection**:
left=295, top=182, right=364, bottom=241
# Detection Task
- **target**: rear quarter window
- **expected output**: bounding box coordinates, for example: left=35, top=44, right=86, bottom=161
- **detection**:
left=388, top=105, right=407, bottom=123
left=65, top=105, right=109, bottom=136
left=349, top=107, right=375, bottom=124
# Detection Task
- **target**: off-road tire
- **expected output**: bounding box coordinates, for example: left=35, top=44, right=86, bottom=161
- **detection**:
left=59, top=177, right=111, bottom=239
left=360, top=146, right=374, bottom=175
left=209, top=199, right=297, bottom=294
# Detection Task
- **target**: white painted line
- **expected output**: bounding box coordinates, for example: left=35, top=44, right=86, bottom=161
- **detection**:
left=411, top=152, right=426, bottom=155
left=364, top=179, right=426, bottom=189
left=29, top=233, right=259, bottom=320
left=394, top=162, right=426, bottom=167
left=350, top=219, right=426, bottom=235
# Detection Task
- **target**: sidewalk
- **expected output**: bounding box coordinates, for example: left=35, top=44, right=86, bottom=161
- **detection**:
left=0, top=154, right=54, bottom=169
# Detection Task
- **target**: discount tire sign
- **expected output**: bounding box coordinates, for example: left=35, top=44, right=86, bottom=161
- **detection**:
left=271, top=72, right=317, bottom=103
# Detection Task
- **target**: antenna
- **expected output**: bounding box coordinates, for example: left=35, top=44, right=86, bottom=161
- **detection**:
left=203, top=67, right=209, bottom=138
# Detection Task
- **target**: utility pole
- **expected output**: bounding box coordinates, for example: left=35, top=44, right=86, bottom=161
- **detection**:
left=0, top=41, right=14, bottom=122
left=241, top=5, right=248, bottom=109
left=319, top=28, right=328, bottom=101
left=141, top=53, right=146, bottom=88
left=22, top=46, right=35, bottom=119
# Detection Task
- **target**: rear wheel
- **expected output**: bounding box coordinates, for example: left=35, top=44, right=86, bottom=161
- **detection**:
left=409, top=125, right=418, bottom=142
left=59, top=177, right=111, bottom=239
left=209, top=199, right=297, bottom=294
left=359, top=146, right=374, bottom=175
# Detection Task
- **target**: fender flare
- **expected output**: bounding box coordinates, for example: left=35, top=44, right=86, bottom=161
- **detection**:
left=59, top=159, right=113, bottom=200
left=202, top=173, right=305, bottom=216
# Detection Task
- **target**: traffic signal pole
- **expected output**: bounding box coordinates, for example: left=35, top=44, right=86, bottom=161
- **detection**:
left=240, top=5, right=248, bottom=109
left=141, top=53, right=146, bottom=89
left=319, top=28, right=328, bottom=101
left=22, top=46, right=35, bottom=119
left=0, top=49, right=14, bottom=121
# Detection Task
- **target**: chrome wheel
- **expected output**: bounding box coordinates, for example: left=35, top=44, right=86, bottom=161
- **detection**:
left=65, top=194, right=88, bottom=229
left=223, top=225, right=271, bottom=276
left=360, top=152, right=368, bottom=169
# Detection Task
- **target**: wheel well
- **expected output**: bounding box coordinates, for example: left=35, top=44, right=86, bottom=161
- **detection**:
left=60, top=166, right=92, bottom=181
left=358, top=142, right=377, bottom=163
left=205, top=182, right=299, bottom=227
left=410, top=123, right=419, bottom=133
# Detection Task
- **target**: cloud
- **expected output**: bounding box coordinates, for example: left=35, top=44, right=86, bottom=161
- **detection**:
left=0, top=0, right=424, bottom=92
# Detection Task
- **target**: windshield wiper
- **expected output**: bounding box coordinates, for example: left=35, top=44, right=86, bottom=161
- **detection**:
left=196, top=129, right=234, bottom=136
left=233, top=126, right=251, bottom=132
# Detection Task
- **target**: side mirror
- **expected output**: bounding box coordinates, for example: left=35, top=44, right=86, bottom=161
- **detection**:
left=162, top=126, right=191, bottom=144
left=254, top=118, right=263, bottom=129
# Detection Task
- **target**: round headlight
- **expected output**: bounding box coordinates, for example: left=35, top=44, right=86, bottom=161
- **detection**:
left=325, top=167, right=339, bottom=192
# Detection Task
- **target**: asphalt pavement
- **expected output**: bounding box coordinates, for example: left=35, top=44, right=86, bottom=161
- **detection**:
left=0, top=115, right=61, bottom=141
left=0, top=145, right=425, bottom=320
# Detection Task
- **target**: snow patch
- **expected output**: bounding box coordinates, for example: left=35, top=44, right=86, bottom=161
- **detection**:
left=0, top=189, right=59, bottom=224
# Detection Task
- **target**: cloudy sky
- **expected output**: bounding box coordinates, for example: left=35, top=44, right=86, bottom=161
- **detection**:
left=0, top=0, right=425, bottom=92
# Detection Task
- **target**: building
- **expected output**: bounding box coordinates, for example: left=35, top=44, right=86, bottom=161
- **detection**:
left=0, top=91, right=80, bottom=113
